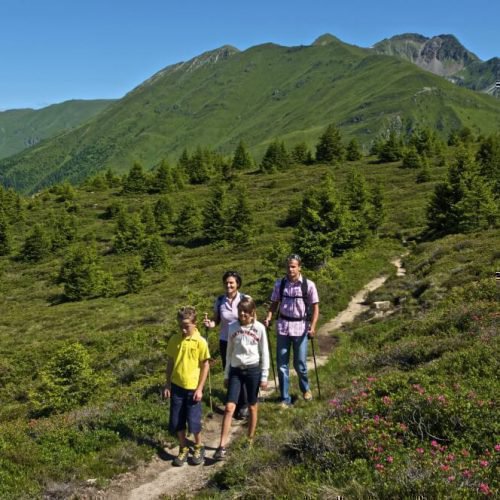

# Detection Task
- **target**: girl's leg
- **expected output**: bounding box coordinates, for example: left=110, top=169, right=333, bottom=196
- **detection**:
left=247, top=403, right=258, bottom=439
left=219, top=402, right=236, bottom=448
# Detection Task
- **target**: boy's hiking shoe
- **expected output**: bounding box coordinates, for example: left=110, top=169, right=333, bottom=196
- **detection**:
left=173, top=446, right=189, bottom=466
left=303, top=390, right=313, bottom=401
left=235, top=407, right=249, bottom=420
left=213, top=446, right=227, bottom=461
left=191, top=444, right=205, bottom=465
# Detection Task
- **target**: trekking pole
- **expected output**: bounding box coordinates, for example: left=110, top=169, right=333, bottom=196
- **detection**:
left=309, top=335, right=321, bottom=400
left=266, top=326, right=278, bottom=392
left=203, top=315, right=214, bottom=418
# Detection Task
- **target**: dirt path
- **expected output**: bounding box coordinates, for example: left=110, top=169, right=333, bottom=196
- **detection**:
left=87, top=258, right=405, bottom=499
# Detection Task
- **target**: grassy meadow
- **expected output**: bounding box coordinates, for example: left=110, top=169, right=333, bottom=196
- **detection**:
left=0, top=143, right=498, bottom=498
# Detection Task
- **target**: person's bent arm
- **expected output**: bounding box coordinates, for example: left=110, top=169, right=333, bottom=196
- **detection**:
left=264, top=300, right=279, bottom=327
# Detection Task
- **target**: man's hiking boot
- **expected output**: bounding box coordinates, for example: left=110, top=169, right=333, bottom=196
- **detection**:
left=173, top=446, right=189, bottom=466
left=191, top=444, right=205, bottom=465
left=279, top=400, right=291, bottom=409
left=213, top=446, right=227, bottom=461
left=303, top=390, right=313, bottom=401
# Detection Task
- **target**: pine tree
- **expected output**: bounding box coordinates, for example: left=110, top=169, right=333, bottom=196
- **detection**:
left=113, top=213, right=146, bottom=253
left=315, top=124, right=345, bottom=164
left=29, top=343, right=98, bottom=416
left=202, top=184, right=227, bottom=243
left=0, top=210, right=11, bottom=256
left=226, top=184, right=254, bottom=245
left=174, top=202, right=202, bottom=240
left=291, top=142, right=312, bottom=164
left=260, top=140, right=291, bottom=172
left=50, top=212, right=78, bottom=250
left=427, top=146, right=498, bottom=234
left=378, top=131, right=403, bottom=162
left=21, top=224, right=51, bottom=262
left=401, top=146, right=423, bottom=169
left=346, top=138, right=362, bottom=161
left=141, top=235, right=168, bottom=271
left=231, top=140, right=253, bottom=171
left=125, top=258, right=146, bottom=293
left=154, top=197, right=175, bottom=233
left=58, top=244, right=115, bottom=300
left=476, top=133, right=500, bottom=195
left=122, top=161, right=148, bottom=193
left=153, top=160, right=175, bottom=193
left=140, top=204, right=158, bottom=235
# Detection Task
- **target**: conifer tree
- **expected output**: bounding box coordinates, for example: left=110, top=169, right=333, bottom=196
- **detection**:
left=291, top=142, right=313, bottom=164
left=58, top=244, right=115, bottom=300
left=174, top=202, right=202, bottom=240
left=202, top=185, right=227, bottom=243
left=153, top=160, right=175, bottom=193
left=113, top=213, right=146, bottom=253
left=0, top=210, right=11, bottom=256
left=378, top=131, right=403, bottom=162
left=260, top=140, right=291, bottom=172
left=122, top=161, right=148, bottom=193
left=105, top=168, right=121, bottom=188
left=141, top=235, right=168, bottom=271
left=21, top=224, right=51, bottom=262
left=427, top=146, right=498, bottom=234
left=125, top=258, right=146, bottom=293
left=154, top=197, right=175, bottom=234
left=346, top=138, right=362, bottom=161
left=30, top=342, right=98, bottom=416
left=226, top=184, right=254, bottom=245
left=140, top=204, right=158, bottom=235
left=476, top=133, right=500, bottom=195
left=231, top=140, right=253, bottom=171
left=50, top=212, right=78, bottom=250
left=315, top=124, right=345, bottom=164
left=416, top=158, right=431, bottom=184
left=401, top=146, right=423, bottom=169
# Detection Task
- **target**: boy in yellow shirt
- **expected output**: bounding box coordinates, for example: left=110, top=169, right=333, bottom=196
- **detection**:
left=163, top=306, right=210, bottom=466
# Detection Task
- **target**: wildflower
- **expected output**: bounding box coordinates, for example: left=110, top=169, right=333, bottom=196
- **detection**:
left=479, top=460, right=489, bottom=468
left=399, top=423, right=408, bottom=431
left=495, top=444, right=500, bottom=452
left=461, top=449, right=470, bottom=457
left=462, top=469, right=472, bottom=479
left=478, top=483, right=491, bottom=495
left=382, top=396, right=392, bottom=405
left=329, top=399, right=340, bottom=407
left=446, top=453, right=455, bottom=462
left=439, top=464, right=450, bottom=472
left=416, top=448, right=425, bottom=455
left=447, top=476, right=455, bottom=482
left=437, top=395, right=447, bottom=403
left=386, top=456, right=394, bottom=463
left=375, top=463, right=384, bottom=471
left=373, top=415, right=380, bottom=424
left=431, top=440, right=439, bottom=448
left=367, top=376, right=377, bottom=383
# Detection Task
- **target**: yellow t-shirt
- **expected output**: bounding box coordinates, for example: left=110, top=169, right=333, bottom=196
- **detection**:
left=166, top=328, right=210, bottom=390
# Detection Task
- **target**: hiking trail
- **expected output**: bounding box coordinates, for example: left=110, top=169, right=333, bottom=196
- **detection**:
left=84, top=257, right=405, bottom=499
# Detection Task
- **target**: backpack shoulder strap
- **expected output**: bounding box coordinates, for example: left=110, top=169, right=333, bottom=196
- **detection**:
left=215, top=294, right=225, bottom=322
left=301, top=278, right=309, bottom=306
left=279, top=277, right=287, bottom=301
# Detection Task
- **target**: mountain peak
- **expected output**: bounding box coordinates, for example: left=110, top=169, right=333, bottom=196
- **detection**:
left=373, top=33, right=479, bottom=76
left=312, top=33, right=342, bottom=46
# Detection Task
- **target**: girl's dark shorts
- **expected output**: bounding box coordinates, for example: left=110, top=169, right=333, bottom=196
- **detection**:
left=169, top=383, right=202, bottom=434
left=227, top=364, right=261, bottom=405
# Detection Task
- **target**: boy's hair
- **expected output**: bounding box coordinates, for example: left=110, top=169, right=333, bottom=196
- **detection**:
left=177, top=306, right=197, bottom=323
left=237, top=296, right=256, bottom=317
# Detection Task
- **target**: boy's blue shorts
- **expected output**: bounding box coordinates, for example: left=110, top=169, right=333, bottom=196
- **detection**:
left=227, top=364, right=261, bottom=406
left=169, top=383, right=202, bottom=435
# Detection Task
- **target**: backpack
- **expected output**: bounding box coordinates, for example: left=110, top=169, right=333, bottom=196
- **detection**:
left=278, top=277, right=310, bottom=321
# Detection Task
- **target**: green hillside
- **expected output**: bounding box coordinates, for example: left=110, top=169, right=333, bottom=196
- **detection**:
left=0, top=118, right=498, bottom=497
left=2, top=36, right=500, bottom=193
left=0, top=99, right=114, bottom=160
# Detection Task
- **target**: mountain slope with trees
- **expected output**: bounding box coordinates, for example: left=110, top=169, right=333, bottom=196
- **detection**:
left=2, top=36, right=500, bottom=193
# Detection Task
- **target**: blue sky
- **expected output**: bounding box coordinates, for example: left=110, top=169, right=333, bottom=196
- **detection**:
left=1, top=0, right=498, bottom=110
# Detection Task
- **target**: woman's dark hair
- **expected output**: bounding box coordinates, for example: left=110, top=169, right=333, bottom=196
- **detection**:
left=222, top=270, right=242, bottom=288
